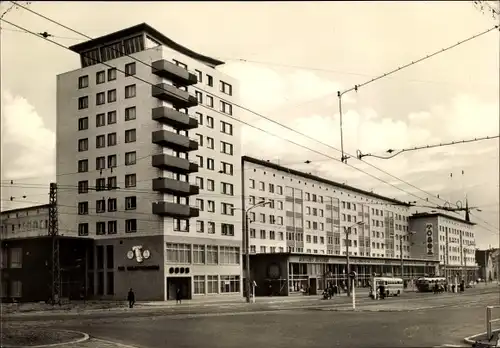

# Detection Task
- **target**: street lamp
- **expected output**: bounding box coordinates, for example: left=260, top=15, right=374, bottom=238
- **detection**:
left=345, top=221, right=364, bottom=296
left=244, top=200, right=271, bottom=303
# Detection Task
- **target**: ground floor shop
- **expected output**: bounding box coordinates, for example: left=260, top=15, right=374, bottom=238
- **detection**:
left=441, top=265, right=479, bottom=284
left=248, top=253, right=441, bottom=296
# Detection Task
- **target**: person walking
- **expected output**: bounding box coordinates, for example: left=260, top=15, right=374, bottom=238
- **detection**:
left=176, top=287, right=182, bottom=304
left=127, top=288, right=135, bottom=308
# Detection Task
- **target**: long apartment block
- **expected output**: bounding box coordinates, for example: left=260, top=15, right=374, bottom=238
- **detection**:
left=55, top=23, right=242, bottom=301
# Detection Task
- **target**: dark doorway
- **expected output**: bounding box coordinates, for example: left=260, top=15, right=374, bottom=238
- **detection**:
left=309, top=278, right=317, bottom=295
left=167, top=277, right=191, bottom=301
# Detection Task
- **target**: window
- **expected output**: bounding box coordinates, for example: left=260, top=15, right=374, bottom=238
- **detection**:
left=196, top=199, right=204, bottom=211
left=96, top=135, right=106, bottom=148
left=207, top=179, right=214, bottom=191
left=195, top=69, right=202, bottom=83
left=220, top=161, right=233, bottom=175
left=220, top=275, right=240, bottom=293
left=220, top=121, right=233, bottom=135
left=207, top=137, right=214, bottom=149
left=166, top=243, right=191, bottom=264
left=78, top=117, right=89, bottom=131
left=78, top=75, right=89, bottom=89
left=96, top=222, right=106, bottom=235
left=195, top=112, right=203, bottom=125
left=221, top=182, right=234, bottom=195
left=196, top=220, right=204, bottom=233
left=125, top=174, right=136, bottom=188
left=193, top=245, right=205, bottom=264
left=173, top=59, right=187, bottom=69
left=206, top=116, right=214, bottom=128
left=221, top=224, right=234, bottom=236
left=107, top=133, right=117, bottom=146
left=96, top=156, right=105, bottom=170
left=78, top=138, right=88, bottom=152
left=107, top=68, right=116, bottom=81
left=220, top=246, right=239, bottom=264
left=107, top=176, right=117, bottom=189
left=259, top=181, right=265, bottom=191
left=108, top=221, right=117, bottom=235
left=207, top=200, right=215, bottom=212
left=125, top=151, right=136, bottom=165
left=96, top=113, right=105, bottom=127
left=174, top=219, right=189, bottom=232
left=125, top=196, right=137, bottom=210
left=125, top=62, right=136, bottom=76
left=195, top=91, right=203, bottom=103
left=125, top=106, right=136, bottom=121
left=221, top=203, right=234, bottom=215
left=207, top=158, right=214, bottom=170
left=206, top=74, right=213, bottom=86
left=78, top=180, right=88, bottom=194
left=206, top=95, right=214, bottom=107
left=78, top=96, right=88, bottom=110
left=220, top=101, right=232, bottom=115
left=107, top=111, right=117, bottom=124
left=107, top=155, right=117, bottom=168
left=194, top=275, right=205, bottom=294
left=78, top=223, right=89, bottom=236
left=107, top=89, right=117, bottom=103
left=249, top=179, right=255, bottom=188
left=95, top=178, right=106, bottom=190
left=125, top=219, right=137, bottom=233
left=208, top=222, right=215, bottom=234
left=96, top=71, right=105, bottom=84
left=207, top=275, right=218, bottom=293
left=9, top=248, right=22, bottom=268
left=220, top=141, right=233, bottom=155
left=220, top=81, right=232, bottom=95
left=196, top=155, right=203, bottom=167
left=196, top=176, right=204, bottom=189
left=196, top=133, right=203, bottom=146
left=96, top=92, right=105, bottom=105
left=78, top=159, right=88, bottom=173
left=78, top=202, right=88, bottom=215
left=125, top=129, right=136, bottom=143
left=108, top=198, right=117, bottom=212
left=125, top=84, right=136, bottom=98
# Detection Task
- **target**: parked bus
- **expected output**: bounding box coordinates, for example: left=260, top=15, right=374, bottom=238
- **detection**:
left=371, top=277, right=404, bottom=297
left=415, top=277, right=446, bottom=292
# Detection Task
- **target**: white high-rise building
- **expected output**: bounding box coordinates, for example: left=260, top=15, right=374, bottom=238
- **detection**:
left=56, top=23, right=242, bottom=301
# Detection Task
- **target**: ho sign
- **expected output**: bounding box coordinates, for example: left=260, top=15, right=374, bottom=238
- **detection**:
left=425, top=223, right=434, bottom=256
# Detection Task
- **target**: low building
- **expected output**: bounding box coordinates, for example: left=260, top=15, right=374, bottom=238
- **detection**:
left=1, top=205, right=91, bottom=302
left=409, top=212, right=477, bottom=283
left=475, top=248, right=499, bottom=282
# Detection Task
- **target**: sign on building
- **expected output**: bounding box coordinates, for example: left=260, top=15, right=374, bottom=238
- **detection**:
left=426, top=223, right=434, bottom=255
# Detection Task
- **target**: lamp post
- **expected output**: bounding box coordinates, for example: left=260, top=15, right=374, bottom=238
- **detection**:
left=243, top=200, right=271, bottom=303
left=345, top=221, right=364, bottom=296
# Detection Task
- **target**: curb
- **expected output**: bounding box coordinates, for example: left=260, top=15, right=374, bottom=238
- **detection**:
left=464, top=329, right=500, bottom=345
left=322, top=303, right=454, bottom=312
left=1, top=329, right=89, bottom=348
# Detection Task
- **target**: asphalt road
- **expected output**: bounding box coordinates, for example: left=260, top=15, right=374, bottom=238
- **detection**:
left=4, top=288, right=499, bottom=348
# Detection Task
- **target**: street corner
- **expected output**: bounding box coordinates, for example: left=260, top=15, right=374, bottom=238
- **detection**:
left=0, top=327, right=89, bottom=348
left=463, top=329, right=500, bottom=346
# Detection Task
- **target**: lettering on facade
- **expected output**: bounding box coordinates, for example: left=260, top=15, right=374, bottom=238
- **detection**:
left=425, top=223, right=434, bottom=255
left=126, top=245, right=151, bottom=263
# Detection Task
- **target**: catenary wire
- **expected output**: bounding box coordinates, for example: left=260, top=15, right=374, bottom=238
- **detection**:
left=2, top=11, right=498, bottom=232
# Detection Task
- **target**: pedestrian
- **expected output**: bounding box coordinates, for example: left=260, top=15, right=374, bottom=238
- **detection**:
left=176, top=287, right=182, bottom=304
left=127, top=288, right=135, bottom=308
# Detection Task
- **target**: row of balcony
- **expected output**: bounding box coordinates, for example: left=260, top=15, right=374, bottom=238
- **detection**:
left=150, top=60, right=200, bottom=219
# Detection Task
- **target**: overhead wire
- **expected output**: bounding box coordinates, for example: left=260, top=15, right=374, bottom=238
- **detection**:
left=3, top=5, right=499, bottom=232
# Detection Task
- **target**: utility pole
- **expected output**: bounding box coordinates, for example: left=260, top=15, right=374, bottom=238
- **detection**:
left=48, top=182, right=60, bottom=305
left=345, top=221, right=364, bottom=297
left=400, top=235, right=404, bottom=279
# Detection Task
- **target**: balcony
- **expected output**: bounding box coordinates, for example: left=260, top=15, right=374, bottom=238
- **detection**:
left=152, top=60, right=198, bottom=86
left=152, top=202, right=200, bottom=218
left=152, top=178, right=199, bottom=196
left=151, top=83, right=198, bottom=108
left=152, top=130, right=198, bottom=152
left=152, top=154, right=198, bottom=174
left=152, top=107, right=198, bottom=130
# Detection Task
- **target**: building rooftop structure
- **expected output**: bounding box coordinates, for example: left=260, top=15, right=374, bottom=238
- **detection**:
left=410, top=212, right=476, bottom=225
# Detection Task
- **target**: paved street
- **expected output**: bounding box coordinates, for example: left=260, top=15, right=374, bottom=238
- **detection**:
left=3, top=287, right=499, bottom=348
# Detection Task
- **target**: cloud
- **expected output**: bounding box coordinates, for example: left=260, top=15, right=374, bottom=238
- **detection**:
left=0, top=91, right=55, bottom=180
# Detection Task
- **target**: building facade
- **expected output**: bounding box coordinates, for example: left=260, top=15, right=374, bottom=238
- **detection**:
left=475, top=248, right=499, bottom=282
left=0, top=205, right=90, bottom=302
left=56, top=23, right=242, bottom=301
left=409, top=212, right=477, bottom=283
left=241, top=156, right=439, bottom=294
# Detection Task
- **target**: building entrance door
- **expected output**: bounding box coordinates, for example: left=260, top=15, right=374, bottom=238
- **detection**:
left=166, top=277, right=191, bottom=301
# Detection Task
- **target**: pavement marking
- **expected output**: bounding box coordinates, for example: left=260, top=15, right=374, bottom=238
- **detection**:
left=92, top=338, right=140, bottom=348
left=464, top=329, right=500, bottom=344
left=0, top=329, right=89, bottom=348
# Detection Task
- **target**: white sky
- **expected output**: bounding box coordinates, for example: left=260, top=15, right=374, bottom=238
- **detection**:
left=0, top=1, right=499, bottom=249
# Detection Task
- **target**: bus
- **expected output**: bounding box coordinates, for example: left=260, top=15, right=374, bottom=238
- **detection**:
left=371, top=277, right=404, bottom=297
left=415, top=277, right=446, bottom=292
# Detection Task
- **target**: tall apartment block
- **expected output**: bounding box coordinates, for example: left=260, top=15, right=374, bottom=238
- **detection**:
left=56, top=23, right=242, bottom=301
